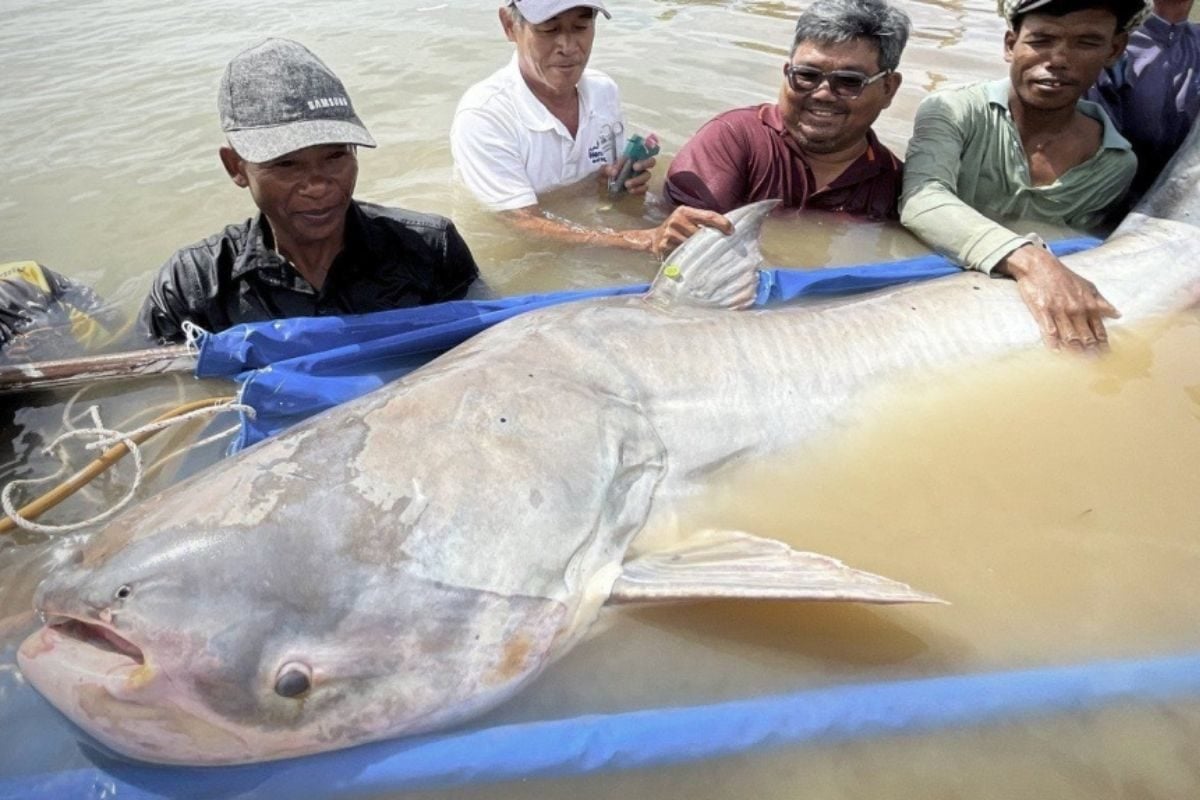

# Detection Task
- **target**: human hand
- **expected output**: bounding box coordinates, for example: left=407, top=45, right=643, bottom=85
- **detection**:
left=601, top=156, right=657, bottom=196
left=649, top=206, right=734, bottom=260
left=999, top=244, right=1120, bottom=351
left=622, top=155, right=655, bottom=195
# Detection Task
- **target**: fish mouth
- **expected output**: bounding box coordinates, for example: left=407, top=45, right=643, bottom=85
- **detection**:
left=20, top=615, right=147, bottom=677
left=49, top=616, right=145, bottom=664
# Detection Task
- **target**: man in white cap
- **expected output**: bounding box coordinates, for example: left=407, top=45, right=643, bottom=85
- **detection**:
left=900, top=0, right=1147, bottom=352
left=141, top=38, right=479, bottom=343
left=450, top=1, right=731, bottom=259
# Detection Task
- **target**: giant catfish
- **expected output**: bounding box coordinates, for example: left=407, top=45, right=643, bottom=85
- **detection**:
left=17, top=121, right=1200, bottom=765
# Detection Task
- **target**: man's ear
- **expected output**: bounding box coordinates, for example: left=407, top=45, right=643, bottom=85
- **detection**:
left=881, top=71, right=903, bottom=107
left=500, top=7, right=518, bottom=42
left=1003, top=28, right=1017, bottom=63
left=219, top=146, right=249, bottom=188
left=1106, top=30, right=1130, bottom=66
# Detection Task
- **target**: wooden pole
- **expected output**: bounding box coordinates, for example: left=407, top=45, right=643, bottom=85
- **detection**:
left=0, top=396, right=235, bottom=534
left=0, top=345, right=196, bottom=395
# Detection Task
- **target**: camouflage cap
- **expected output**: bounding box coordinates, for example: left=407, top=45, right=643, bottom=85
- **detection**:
left=996, top=0, right=1152, bottom=30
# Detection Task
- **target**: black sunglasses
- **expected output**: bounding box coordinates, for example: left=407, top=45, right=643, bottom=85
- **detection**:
left=783, top=64, right=891, bottom=99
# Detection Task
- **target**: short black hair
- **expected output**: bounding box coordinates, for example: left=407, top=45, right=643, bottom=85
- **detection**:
left=1012, top=0, right=1141, bottom=33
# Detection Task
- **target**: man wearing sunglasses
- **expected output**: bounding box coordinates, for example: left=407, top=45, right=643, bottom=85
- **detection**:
left=901, top=0, right=1146, bottom=352
left=664, top=0, right=910, bottom=219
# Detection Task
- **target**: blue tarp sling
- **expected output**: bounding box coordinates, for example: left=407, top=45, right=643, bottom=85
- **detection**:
left=3, top=650, right=1200, bottom=800
left=195, top=237, right=1100, bottom=449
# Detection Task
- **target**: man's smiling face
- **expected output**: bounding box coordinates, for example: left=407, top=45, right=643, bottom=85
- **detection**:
left=1005, top=9, right=1128, bottom=112
left=779, top=37, right=900, bottom=157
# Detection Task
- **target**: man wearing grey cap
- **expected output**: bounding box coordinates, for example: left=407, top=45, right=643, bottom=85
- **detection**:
left=901, top=0, right=1145, bottom=352
left=450, top=1, right=732, bottom=259
left=141, top=38, right=479, bottom=343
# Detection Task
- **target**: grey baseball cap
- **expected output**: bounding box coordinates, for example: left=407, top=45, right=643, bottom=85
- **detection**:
left=507, top=0, right=610, bottom=24
left=218, top=38, right=376, bottom=163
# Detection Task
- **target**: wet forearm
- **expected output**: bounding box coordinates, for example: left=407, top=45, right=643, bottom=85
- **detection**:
left=499, top=209, right=653, bottom=253
left=900, top=185, right=1032, bottom=275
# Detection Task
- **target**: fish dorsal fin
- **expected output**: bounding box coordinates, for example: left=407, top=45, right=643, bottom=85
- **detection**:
left=607, top=528, right=944, bottom=605
left=645, top=200, right=778, bottom=311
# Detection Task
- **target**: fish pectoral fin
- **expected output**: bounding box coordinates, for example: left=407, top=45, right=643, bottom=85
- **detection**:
left=607, top=528, right=945, bottom=606
left=645, top=200, right=778, bottom=311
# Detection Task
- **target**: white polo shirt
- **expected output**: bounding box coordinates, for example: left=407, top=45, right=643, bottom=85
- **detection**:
left=450, top=55, right=626, bottom=211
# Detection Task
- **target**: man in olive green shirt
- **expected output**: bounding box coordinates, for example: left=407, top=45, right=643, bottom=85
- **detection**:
left=900, top=0, right=1146, bottom=351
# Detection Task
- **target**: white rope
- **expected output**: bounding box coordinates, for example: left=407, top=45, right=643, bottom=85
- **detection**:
left=1, top=399, right=255, bottom=535
left=2, top=424, right=142, bottom=535
left=180, top=320, right=207, bottom=355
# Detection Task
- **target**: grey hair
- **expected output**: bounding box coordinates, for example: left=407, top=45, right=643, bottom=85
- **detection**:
left=792, top=0, right=912, bottom=72
left=505, top=4, right=525, bottom=25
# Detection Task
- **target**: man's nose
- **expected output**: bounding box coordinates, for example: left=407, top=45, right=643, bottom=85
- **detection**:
left=298, top=169, right=333, bottom=196
left=809, top=77, right=839, bottom=101
left=1046, top=41, right=1071, bottom=68
left=554, top=31, right=582, bottom=52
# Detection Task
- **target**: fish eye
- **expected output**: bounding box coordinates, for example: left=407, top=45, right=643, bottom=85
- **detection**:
left=114, top=584, right=133, bottom=600
left=274, top=662, right=313, bottom=698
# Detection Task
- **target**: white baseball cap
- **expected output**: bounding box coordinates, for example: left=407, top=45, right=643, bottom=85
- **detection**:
left=507, top=0, right=611, bottom=24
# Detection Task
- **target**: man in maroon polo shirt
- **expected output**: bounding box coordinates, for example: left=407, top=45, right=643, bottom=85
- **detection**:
left=665, top=0, right=910, bottom=220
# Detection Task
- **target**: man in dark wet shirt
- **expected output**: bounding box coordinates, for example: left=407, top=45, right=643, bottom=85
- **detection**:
left=140, top=38, right=479, bottom=343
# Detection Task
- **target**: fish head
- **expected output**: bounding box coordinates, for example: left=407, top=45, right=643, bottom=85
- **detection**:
left=18, top=283, right=671, bottom=766
left=17, top=479, right=571, bottom=765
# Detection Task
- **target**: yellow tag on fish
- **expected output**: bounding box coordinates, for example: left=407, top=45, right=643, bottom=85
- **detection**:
left=127, top=664, right=156, bottom=690
left=663, top=264, right=682, bottom=281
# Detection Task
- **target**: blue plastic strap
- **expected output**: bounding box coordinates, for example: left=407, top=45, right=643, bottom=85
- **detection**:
left=2, top=649, right=1198, bottom=800
left=195, top=237, right=1101, bottom=450
left=755, top=236, right=1100, bottom=304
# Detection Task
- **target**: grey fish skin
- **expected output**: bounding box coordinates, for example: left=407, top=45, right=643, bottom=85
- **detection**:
left=17, top=120, right=1200, bottom=765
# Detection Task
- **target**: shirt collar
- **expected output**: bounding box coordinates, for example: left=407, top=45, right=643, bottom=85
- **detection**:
left=505, top=53, right=591, bottom=134
left=231, top=205, right=362, bottom=282
left=1141, top=12, right=1191, bottom=41
left=231, top=215, right=284, bottom=279
left=987, top=78, right=1132, bottom=151
left=985, top=78, right=1011, bottom=109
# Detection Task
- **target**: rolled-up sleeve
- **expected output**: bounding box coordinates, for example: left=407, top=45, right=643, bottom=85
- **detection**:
left=900, top=95, right=1031, bottom=275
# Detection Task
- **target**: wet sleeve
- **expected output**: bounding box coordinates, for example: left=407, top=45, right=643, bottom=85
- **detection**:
left=434, top=221, right=480, bottom=302
left=664, top=117, right=748, bottom=213
left=899, top=96, right=1031, bottom=275
left=138, top=252, right=202, bottom=344
left=450, top=107, right=539, bottom=212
